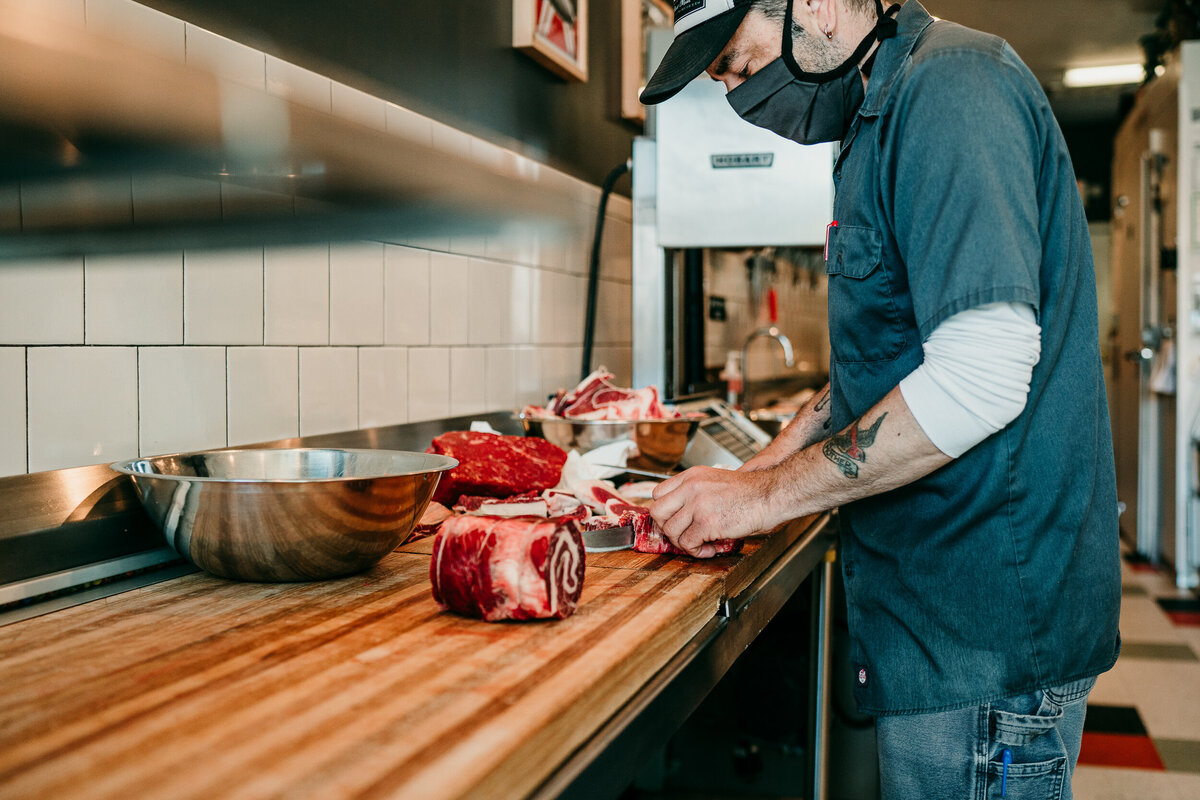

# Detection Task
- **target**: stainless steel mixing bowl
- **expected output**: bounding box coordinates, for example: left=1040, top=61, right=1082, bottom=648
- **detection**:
left=521, top=417, right=700, bottom=472
left=110, top=448, right=457, bottom=582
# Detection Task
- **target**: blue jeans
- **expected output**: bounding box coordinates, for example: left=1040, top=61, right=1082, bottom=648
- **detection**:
left=876, top=677, right=1096, bottom=800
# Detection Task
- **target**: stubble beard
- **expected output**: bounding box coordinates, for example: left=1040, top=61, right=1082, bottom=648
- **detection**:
left=790, top=20, right=854, bottom=73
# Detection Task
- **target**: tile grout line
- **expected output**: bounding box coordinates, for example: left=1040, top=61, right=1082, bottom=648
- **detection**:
left=23, top=347, right=28, bottom=474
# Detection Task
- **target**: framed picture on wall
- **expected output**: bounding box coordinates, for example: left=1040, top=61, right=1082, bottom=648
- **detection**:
left=620, top=0, right=673, bottom=123
left=513, top=0, right=589, bottom=82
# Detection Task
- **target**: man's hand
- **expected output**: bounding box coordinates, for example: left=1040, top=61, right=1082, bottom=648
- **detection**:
left=650, top=466, right=780, bottom=558
left=649, top=387, right=954, bottom=558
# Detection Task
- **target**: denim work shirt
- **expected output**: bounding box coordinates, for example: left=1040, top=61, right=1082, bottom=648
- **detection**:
left=826, top=1, right=1121, bottom=715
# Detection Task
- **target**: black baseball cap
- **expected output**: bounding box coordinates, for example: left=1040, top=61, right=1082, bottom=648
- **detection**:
left=640, top=0, right=754, bottom=105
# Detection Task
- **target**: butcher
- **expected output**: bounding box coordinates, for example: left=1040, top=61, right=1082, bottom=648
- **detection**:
left=640, top=1, right=1120, bottom=797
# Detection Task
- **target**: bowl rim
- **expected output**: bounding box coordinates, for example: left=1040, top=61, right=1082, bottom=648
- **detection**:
left=109, top=447, right=459, bottom=484
left=517, top=413, right=700, bottom=427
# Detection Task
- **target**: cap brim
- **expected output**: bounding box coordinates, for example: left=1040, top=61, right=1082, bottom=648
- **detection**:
left=640, top=5, right=752, bottom=105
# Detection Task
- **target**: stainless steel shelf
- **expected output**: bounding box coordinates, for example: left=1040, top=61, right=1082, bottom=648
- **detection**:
left=0, top=1, right=575, bottom=256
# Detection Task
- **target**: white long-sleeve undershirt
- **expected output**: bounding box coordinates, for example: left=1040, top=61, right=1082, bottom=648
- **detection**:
left=898, top=302, right=1041, bottom=459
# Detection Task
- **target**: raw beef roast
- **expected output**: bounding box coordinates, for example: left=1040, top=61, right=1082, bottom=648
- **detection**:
left=526, top=368, right=676, bottom=420
left=426, top=431, right=567, bottom=505
left=431, top=515, right=586, bottom=621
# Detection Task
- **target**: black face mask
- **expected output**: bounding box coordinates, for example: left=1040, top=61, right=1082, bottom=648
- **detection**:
left=727, top=0, right=901, bottom=145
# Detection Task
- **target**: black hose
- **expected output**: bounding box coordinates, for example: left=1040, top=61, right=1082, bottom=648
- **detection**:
left=581, top=158, right=632, bottom=382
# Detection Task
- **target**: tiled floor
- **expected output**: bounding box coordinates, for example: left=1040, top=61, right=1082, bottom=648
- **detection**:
left=1072, top=547, right=1200, bottom=799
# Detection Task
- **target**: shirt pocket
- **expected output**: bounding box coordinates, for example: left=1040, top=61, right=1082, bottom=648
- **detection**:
left=825, top=224, right=907, bottom=364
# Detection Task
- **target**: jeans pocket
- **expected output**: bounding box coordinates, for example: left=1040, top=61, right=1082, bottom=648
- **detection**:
left=985, top=753, right=1067, bottom=800
left=987, top=699, right=1071, bottom=799
left=992, top=705, right=1064, bottom=747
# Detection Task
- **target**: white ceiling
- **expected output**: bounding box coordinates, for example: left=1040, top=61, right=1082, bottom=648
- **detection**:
left=919, top=0, right=1163, bottom=123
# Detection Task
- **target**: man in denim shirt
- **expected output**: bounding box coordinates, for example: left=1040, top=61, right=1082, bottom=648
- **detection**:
left=643, top=1, right=1121, bottom=797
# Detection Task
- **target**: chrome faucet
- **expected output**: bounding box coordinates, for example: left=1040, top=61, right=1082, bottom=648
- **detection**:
left=740, top=326, right=795, bottom=409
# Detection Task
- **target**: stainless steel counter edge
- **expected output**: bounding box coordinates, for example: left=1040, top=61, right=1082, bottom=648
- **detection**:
left=529, top=512, right=838, bottom=800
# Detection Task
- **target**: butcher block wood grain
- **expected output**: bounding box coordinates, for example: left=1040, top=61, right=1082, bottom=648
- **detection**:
left=0, top=552, right=723, bottom=800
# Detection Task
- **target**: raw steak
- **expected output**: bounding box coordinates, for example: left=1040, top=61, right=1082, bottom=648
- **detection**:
left=543, top=489, right=587, bottom=517
left=587, top=503, right=743, bottom=557
left=430, top=515, right=586, bottom=621
left=527, top=368, right=676, bottom=420
left=426, top=431, right=567, bottom=505
left=453, top=493, right=550, bottom=518
left=572, top=479, right=629, bottom=513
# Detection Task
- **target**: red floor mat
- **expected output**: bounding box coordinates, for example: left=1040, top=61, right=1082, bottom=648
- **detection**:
left=1078, top=732, right=1166, bottom=770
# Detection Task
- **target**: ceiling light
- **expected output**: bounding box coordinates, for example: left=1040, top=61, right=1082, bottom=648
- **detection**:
left=1062, top=63, right=1145, bottom=88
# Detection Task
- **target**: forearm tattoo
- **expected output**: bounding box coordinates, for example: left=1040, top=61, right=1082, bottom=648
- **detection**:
left=822, top=413, right=887, bottom=479
left=816, top=390, right=832, bottom=430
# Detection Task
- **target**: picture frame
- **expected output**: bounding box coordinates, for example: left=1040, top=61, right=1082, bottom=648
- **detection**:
left=513, top=0, right=589, bottom=83
left=620, top=0, right=673, bottom=123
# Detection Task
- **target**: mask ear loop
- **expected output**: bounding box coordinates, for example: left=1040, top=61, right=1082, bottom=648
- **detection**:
left=782, top=0, right=901, bottom=84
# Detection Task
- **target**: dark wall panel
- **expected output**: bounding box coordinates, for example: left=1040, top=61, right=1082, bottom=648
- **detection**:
left=141, top=1, right=637, bottom=186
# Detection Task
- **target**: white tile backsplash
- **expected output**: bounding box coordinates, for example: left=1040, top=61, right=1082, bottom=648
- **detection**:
left=185, top=249, right=264, bottom=345
left=430, top=120, right=473, bottom=160
left=510, top=265, right=534, bottom=344
left=449, top=348, right=487, bottom=416
left=0, top=349, right=25, bottom=477
left=86, top=0, right=184, bottom=62
left=0, top=260, right=83, bottom=347
left=408, top=348, right=450, bottom=422
left=385, top=103, right=434, bottom=148
left=266, top=56, right=332, bottom=112
left=529, top=268, right=553, bottom=346
left=467, top=259, right=514, bottom=346
left=600, top=215, right=633, bottom=282
left=0, top=259, right=84, bottom=345
left=383, top=245, right=430, bottom=345
left=331, top=82, right=387, bottom=131
left=515, top=347, right=544, bottom=407
left=554, top=273, right=587, bottom=345
left=227, top=347, right=299, bottom=445
left=0, top=8, right=637, bottom=478
left=86, top=252, right=183, bottom=344
left=592, top=346, right=633, bottom=385
left=27, top=347, right=137, bottom=472
left=330, top=243, right=384, bottom=345
left=299, top=348, right=358, bottom=436
left=429, top=253, right=470, bottom=345
left=264, top=245, right=329, bottom=346
left=485, top=347, right=518, bottom=412
left=359, top=347, right=408, bottom=429
left=184, top=24, right=265, bottom=88
left=596, top=279, right=632, bottom=345
left=540, top=347, right=580, bottom=402
left=29, top=0, right=86, bottom=25
left=138, top=347, right=226, bottom=456
left=534, top=269, right=586, bottom=346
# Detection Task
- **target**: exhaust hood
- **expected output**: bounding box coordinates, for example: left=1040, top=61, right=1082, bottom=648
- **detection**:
left=0, top=1, right=572, bottom=257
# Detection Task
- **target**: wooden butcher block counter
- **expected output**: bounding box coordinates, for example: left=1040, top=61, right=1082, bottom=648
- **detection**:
left=0, top=513, right=835, bottom=800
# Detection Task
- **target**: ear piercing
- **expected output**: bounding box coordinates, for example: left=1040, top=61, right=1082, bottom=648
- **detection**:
left=824, top=26, right=834, bottom=40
